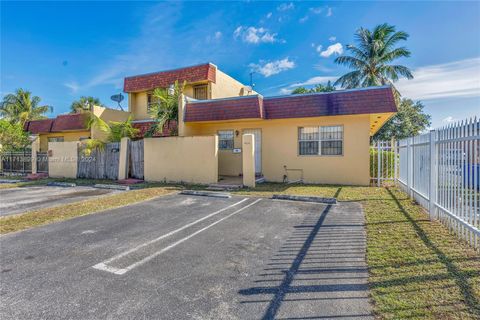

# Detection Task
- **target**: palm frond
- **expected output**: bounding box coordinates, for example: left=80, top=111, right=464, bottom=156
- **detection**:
left=334, top=71, right=363, bottom=88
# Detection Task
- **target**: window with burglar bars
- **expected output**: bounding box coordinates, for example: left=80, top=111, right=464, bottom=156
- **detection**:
left=298, top=125, right=343, bottom=156
left=194, top=85, right=208, bottom=100
left=218, top=130, right=234, bottom=150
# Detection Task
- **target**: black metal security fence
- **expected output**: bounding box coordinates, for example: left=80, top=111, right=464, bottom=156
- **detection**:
left=0, top=150, right=32, bottom=174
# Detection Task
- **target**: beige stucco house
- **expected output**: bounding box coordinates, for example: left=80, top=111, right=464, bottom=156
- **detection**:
left=24, top=105, right=130, bottom=152
left=123, top=63, right=397, bottom=186
left=24, top=62, right=396, bottom=185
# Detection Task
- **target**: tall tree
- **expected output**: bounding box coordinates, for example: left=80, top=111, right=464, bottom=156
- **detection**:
left=70, top=96, right=105, bottom=113
left=291, top=81, right=336, bottom=94
left=334, top=23, right=413, bottom=91
left=0, top=119, right=31, bottom=152
left=0, top=88, right=52, bottom=125
left=374, top=98, right=431, bottom=140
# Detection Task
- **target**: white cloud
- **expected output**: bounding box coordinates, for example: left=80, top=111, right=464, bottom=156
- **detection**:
left=319, top=43, right=343, bottom=58
left=315, top=45, right=323, bottom=53
left=329, top=36, right=336, bottom=42
left=266, top=12, right=272, bottom=19
left=277, top=3, right=294, bottom=11
left=64, top=82, right=79, bottom=93
left=309, top=7, right=323, bottom=14
left=290, top=76, right=338, bottom=87
left=250, top=58, right=295, bottom=77
left=278, top=75, right=339, bottom=94
left=326, top=7, right=333, bottom=17
left=206, top=31, right=222, bottom=42
left=396, top=57, right=480, bottom=100
left=234, top=26, right=280, bottom=44
left=442, top=116, right=456, bottom=123
left=280, top=88, right=292, bottom=94
left=299, top=15, right=309, bottom=23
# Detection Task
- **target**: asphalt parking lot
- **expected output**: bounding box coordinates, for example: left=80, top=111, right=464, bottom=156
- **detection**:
left=0, top=193, right=372, bottom=319
left=0, top=185, right=118, bottom=216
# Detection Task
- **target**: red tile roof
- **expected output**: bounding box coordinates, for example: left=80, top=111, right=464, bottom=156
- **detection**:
left=184, top=86, right=397, bottom=122
left=132, top=120, right=177, bottom=138
left=24, top=113, right=88, bottom=134
left=264, top=86, right=397, bottom=119
left=184, top=96, right=263, bottom=122
left=124, top=63, right=216, bottom=92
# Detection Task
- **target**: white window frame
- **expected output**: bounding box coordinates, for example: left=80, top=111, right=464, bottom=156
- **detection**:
left=298, top=125, right=344, bottom=156
left=218, top=130, right=234, bottom=150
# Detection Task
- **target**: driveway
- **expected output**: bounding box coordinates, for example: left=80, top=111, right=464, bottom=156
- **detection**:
left=0, top=193, right=372, bottom=319
left=0, top=185, right=118, bottom=216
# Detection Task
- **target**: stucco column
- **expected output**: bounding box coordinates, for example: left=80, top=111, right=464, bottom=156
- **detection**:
left=31, top=136, right=40, bottom=174
left=118, top=137, right=130, bottom=180
left=177, top=94, right=187, bottom=137
left=242, top=134, right=255, bottom=188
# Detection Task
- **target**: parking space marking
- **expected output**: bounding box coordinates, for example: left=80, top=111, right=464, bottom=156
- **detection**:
left=93, top=198, right=261, bottom=275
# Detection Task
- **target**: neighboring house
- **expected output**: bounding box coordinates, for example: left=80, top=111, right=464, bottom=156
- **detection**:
left=24, top=106, right=130, bottom=152
left=177, top=86, right=397, bottom=185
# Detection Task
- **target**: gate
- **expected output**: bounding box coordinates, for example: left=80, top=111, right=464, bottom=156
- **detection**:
left=129, top=139, right=144, bottom=179
left=370, top=140, right=398, bottom=186
left=36, top=152, right=49, bottom=173
left=77, top=142, right=120, bottom=180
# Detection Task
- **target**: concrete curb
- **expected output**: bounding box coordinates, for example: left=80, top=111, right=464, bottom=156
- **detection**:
left=0, top=179, right=25, bottom=184
left=272, top=194, right=337, bottom=204
left=47, top=182, right=77, bottom=187
left=180, top=190, right=231, bottom=198
left=94, top=184, right=130, bottom=191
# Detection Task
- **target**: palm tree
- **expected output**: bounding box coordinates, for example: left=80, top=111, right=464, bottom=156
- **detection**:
left=334, top=23, right=413, bottom=91
left=0, top=88, right=53, bottom=125
left=291, top=81, right=336, bottom=94
left=70, top=96, right=105, bottom=113
left=145, top=81, right=184, bottom=137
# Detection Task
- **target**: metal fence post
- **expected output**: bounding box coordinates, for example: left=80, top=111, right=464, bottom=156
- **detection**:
left=407, top=137, right=413, bottom=196
left=377, top=141, right=381, bottom=186
left=429, top=130, right=437, bottom=220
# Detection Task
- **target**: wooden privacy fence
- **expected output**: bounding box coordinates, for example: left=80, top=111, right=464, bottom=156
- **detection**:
left=129, top=139, right=144, bottom=179
left=397, top=117, right=479, bottom=249
left=77, top=142, right=120, bottom=180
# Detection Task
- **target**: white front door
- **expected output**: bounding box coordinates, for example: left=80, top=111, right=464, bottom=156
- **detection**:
left=243, top=129, right=262, bottom=174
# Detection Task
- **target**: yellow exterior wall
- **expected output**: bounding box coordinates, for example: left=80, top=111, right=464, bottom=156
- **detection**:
left=144, top=136, right=218, bottom=184
left=183, top=114, right=371, bottom=185
left=92, top=105, right=131, bottom=141
left=39, top=131, right=90, bottom=152
left=128, top=69, right=251, bottom=121
left=210, top=70, right=252, bottom=98
left=48, top=141, right=78, bottom=178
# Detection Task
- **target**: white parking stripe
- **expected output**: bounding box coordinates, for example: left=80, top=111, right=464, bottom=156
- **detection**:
left=93, top=198, right=261, bottom=275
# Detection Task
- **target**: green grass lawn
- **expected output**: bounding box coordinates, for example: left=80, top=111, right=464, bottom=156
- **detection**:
left=235, top=183, right=480, bottom=319
left=1, top=178, right=478, bottom=318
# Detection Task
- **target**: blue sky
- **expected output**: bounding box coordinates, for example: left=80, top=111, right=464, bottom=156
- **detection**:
left=1, top=1, right=479, bottom=128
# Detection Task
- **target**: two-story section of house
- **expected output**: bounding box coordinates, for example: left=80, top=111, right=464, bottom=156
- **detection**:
left=124, top=63, right=254, bottom=136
